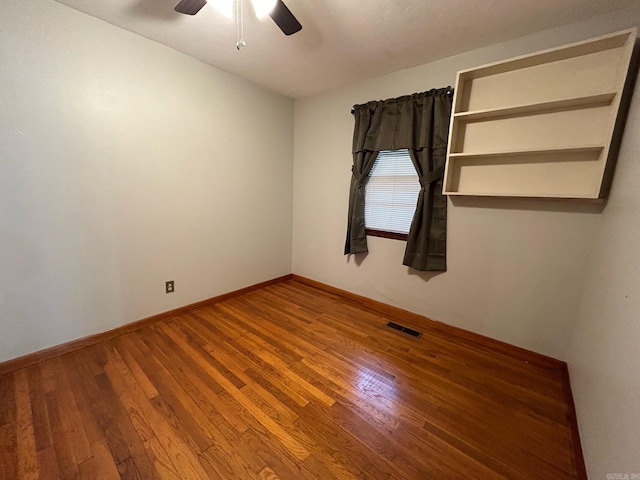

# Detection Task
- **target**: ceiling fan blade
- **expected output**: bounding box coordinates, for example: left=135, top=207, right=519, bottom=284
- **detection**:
left=174, top=0, right=207, bottom=15
left=269, top=0, right=302, bottom=36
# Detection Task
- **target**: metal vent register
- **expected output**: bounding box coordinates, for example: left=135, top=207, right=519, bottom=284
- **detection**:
left=386, top=322, right=421, bottom=338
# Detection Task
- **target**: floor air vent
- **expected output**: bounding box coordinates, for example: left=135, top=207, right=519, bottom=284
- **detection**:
left=386, top=322, right=421, bottom=338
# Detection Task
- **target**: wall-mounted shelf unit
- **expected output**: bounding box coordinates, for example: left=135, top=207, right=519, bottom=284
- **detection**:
left=443, top=28, right=637, bottom=199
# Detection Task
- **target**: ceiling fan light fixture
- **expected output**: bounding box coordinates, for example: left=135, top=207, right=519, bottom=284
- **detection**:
left=174, top=0, right=302, bottom=40
left=250, top=0, right=277, bottom=19
left=210, top=0, right=234, bottom=19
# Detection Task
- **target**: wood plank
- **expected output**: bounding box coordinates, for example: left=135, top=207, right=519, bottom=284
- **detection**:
left=78, top=440, right=122, bottom=480
left=0, top=374, right=16, bottom=426
left=122, top=332, right=249, bottom=438
left=63, top=350, right=131, bottom=467
left=1, top=279, right=585, bottom=478
left=0, top=422, right=17, bottom=480
left=100, top=348, right=154, bottom=444
left=101, top=343, right=210, bottom=480
left=168, top=322, right=298, bottom=423
left=42, top=359, right=93, bottom=465
left=25, top=366, right=54, bottom=453
left=14, top=370, right=39, bottom=479
left=44, top=387, right=80, bottom=479
left=92, top=370, right=159, bottom=479
left=157, top=324, right=311, bottom=461
left=36, top=446, right=59, bottom=480
left=259, top=466, right=280, bottom=480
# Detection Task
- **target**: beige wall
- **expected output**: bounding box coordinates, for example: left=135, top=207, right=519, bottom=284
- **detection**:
left=292, top=8, right=640, bottom=360
left=0, top=0, right=294, bottom=362
left=567, top=71, right=640, bottom=478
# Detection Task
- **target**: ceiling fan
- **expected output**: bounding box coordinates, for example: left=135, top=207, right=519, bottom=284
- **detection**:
left=174, top=0, right=302, bottom=49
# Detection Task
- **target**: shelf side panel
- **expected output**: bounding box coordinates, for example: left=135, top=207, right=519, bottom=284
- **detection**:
left=597, top=31, right=639, bottom=198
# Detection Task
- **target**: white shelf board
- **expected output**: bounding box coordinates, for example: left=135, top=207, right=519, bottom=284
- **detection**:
left=454, top=93, right=616, bottom=121
left=456, top=28, right=634, bottom=80
left=444, top=191, right=602, bottom=200
left=448, top=145, right=605, bottom=160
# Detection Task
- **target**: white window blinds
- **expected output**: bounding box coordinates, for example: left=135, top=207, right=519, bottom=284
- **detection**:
left=364, top=150, right=421, bottom=235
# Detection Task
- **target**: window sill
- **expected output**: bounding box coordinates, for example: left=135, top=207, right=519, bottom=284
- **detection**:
left=365, top=229, right=408, bottom=241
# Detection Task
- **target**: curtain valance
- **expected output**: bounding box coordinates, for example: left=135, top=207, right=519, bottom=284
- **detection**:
left=351, top=88, right=452, bottom=154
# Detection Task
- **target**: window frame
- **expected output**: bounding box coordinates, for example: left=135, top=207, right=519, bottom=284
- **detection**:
left=365, top=228, right=408, bottom=241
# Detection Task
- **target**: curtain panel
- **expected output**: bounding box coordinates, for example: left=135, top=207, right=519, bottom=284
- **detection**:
left=344, top=88, right=453, bottom=271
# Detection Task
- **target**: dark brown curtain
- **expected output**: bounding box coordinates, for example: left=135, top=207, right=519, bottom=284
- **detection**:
left=344, top=88, right=453, bottom=271
left=344, top=150, right=379, bottom=254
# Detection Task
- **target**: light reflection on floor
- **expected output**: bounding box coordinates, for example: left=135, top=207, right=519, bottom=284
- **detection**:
left=354, top=365, right=399, bottom=412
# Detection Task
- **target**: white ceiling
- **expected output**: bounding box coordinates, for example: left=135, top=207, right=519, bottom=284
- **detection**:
left=53, top=0, right=637, bottom=98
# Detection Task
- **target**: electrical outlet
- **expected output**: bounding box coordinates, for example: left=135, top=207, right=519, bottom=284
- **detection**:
left=165, top=281, right=175, bottom=294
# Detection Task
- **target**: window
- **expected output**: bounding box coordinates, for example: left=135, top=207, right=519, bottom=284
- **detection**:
left=364, top=150, right=420, bottom=240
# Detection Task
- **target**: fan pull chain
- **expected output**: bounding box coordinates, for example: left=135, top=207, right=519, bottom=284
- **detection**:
left=236, top=0, right=246, bottom=50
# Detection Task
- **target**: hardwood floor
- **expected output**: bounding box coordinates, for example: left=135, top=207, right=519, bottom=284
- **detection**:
left=0, top=279, right=584, bottom=479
